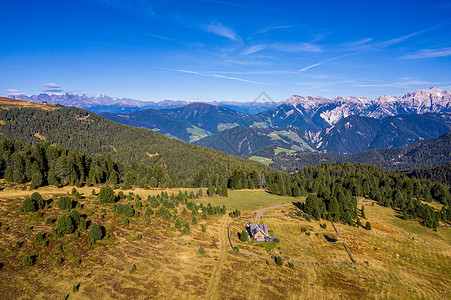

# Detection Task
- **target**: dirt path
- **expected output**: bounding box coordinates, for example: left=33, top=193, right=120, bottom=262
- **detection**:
left=206, top=215, right=228, bottom=298
left=255, top=203, right=293, bottom=224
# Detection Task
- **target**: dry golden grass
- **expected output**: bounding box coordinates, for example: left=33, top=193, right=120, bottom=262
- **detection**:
left=0, top=187, right=449, bottom=299
left=0, top=97, right=59, bottom=111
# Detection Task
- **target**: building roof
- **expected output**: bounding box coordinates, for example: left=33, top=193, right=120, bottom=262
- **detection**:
left=248, top=223, right=269, bottom=238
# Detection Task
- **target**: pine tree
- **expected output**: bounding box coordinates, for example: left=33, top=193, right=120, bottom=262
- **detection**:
left=57, top=215, right=75, bottom=235
left=98, top=186, right=116, bottom=204
left=240, top=229, right=249, bottom=242
left=175, top=218, right=182, bottom=228
left=361, top=206, right=366, bottom=219
left=89, top=223, right=103, bottom=241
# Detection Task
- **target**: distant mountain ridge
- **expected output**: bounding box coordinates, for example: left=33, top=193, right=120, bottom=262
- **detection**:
left=252, top=131, right=451, bottom=171
left=9, top=93, right=281, bottom=115
left=268, top=87, right=451, bottom=130
left=193, top=113, right=451, bottom=155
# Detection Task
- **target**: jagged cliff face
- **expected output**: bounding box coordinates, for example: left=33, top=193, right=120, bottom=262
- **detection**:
left=279, top=87, right=451, bottom=128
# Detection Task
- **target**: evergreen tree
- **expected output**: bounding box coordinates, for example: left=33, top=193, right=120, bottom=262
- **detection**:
left=57, top=215, right=75, bottom=235
left=240, top=229, right=249, bottom=242
left=89, top=223, right=103, bottom=241
left=175, top=218, right=182, bottom=228
left=361, top=206, right=366, bottom=219
left=98, top=186, right=116, bottom=204
left=365, top=221, right=372, bottom=230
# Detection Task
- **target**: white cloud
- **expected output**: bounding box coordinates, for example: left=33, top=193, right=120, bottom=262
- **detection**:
left=243, top=42, right=322, bottom=55
left=402, top=47, right=451, bottom=59
left=41, top=83, right=64, bottom=93
left=204, top=22, right=239, bottom=41
left=350, top=79, right=450, bottom=88
left=168, top=69, right=269, bottom=85
left=377, top=19, right=451, bottom=48
left=299, top=63, right=322, bottom=72
left=5, top=89, right=22, bottom=95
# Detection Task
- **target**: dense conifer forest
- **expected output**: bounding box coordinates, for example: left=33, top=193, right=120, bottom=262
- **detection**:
left=0, top=102, right=268, bottom=184
left=1, top=137, right=450, bottom=230
left=252, top=131, right=451, bottom=171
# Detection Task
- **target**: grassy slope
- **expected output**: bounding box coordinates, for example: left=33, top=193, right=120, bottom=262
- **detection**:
left=248, top=156, right=274, bottom=166
left=0, top=186, right=450, bottom=299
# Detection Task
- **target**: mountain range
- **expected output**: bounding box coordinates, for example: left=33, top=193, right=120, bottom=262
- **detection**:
left=0, top=97, right=267, bottom=183
left=9, top=87, right=451, bottom=158
left=9, top=93, right=280, bottom=114
left=253, top=130, right=451, bottom=172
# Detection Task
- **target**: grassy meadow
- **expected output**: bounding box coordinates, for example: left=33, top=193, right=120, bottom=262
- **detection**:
left=0, top=184, right=449, bottom=299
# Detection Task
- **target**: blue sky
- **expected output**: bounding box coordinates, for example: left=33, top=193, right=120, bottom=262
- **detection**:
left=1, top=0, right=451, bottom=102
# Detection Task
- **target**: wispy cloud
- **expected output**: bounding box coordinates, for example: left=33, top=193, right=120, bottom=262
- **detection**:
left=377, top=18, right=451, bottom=48
left=204, top=22, right=239, bottom=41
left=168, top=69, right=269, bottom=85
left=343, top=38, right=373, bottom=47
left=402, top=47, right=451, bottom=59
left=256, top=25, right=292, bottom=34
left=243, top=42, right=322, bottom=55
left=5, top=89, right=23, bottom=96
left=299, top=63, right=322, bottom=72
left=41, top=83, right=64, bottom=93
left=350, top=79, right=451, bottom=88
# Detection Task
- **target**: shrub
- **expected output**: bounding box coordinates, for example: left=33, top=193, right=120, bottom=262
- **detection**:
left=45, top=217, right=53, bottom=224
left=23, top=255, right=35, bottom=267
left=56, top=215, right=75, bottom=235
left=239, top=229, right=249, bottom=242
left=89, top=223, right=103, bottom=241
left=57, top=196, right=72, bottom=211
left=175, top=218, right=182, bottom=228
left=192, top=216, right=198, bottom=225
left=117, top=203, right=134, bottom=217
left=79, top=217, right=87, bottom=230
left=301, top=227, right=307, bottom=233
left=130, top=264, right=136, bottom=273
left=31, top=192, right=44, bottom=209
left=365, top=221, right=372, bottom=230
left=20, top=193, right=44, bottom=213
left=275, top=256, right=283, bottom=266
left=35, top=232, right=45, bottom=244
left=123, top=218, right=129, bottom=225
left=198, top=247, right=206, bottom=254
left=183, top=221, right=190, bottom=234
left=201, top=225, right=206, bottom=232
left=14, top=241, right=22, bottom=248
left=136, top=234, right=142, bottom=240
left=98, top=187, right=116, bottom=204
left=145, top=207, right=154, bottom=217
left=56, top=257, right=63, bottom=265
left=69, top=210, right=81, bottom=227
left=72, top=283, right=80, bottom=293
left=20, top=197, right=37, bottom=212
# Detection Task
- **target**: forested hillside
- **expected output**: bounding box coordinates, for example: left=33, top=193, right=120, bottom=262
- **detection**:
left=265, top=163, right=451, bottom=229
left=0, top=98, right=268, bottom=184
left=254, top=131, right=451, bottom=172
left=404, top=164, right=451, bottom=185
